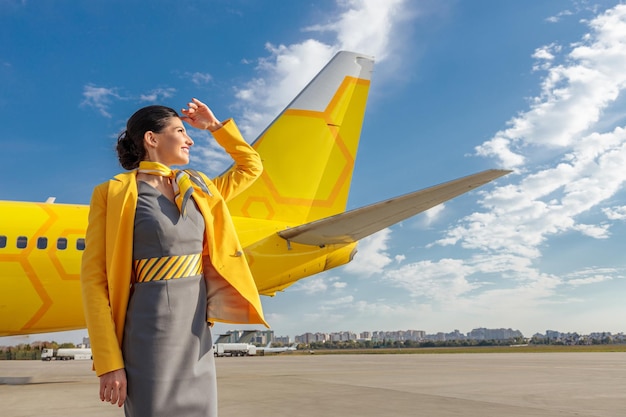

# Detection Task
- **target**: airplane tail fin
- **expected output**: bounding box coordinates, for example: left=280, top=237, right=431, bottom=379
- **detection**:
left=227, top=51, right=374, bottom=225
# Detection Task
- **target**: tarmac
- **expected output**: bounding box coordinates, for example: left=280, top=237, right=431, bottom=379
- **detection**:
left=1, top=352, right=625, bottom=417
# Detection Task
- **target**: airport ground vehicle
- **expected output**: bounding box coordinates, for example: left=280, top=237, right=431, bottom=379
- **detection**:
left=213, top=343, right=257, bottom=357
left=41, top=347, right=92, bottom=361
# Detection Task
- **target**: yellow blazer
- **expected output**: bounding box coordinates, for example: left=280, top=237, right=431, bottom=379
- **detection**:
left=80, top=119, right=268, bottom=376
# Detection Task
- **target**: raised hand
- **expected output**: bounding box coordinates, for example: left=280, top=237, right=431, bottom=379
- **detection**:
left=181, top=98, right=223, bottom=132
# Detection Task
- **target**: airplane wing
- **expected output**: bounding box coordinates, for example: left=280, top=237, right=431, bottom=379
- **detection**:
left=277, top=169, right=511, bottom=246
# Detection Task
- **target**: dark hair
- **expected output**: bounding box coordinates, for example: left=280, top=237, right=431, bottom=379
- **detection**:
left=116, top=105, right=180, bottom=170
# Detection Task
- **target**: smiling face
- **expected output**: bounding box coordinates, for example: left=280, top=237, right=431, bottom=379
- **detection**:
left=145, top=117, right=194, bottom=167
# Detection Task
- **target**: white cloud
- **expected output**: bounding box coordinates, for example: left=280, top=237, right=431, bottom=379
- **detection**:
left=81, top=85, right=177, bottom=118
left=343, top=229, right=393, bottom=276
left=603, top=205, right=626, bottom=220
left=0, top=0, right=27, bottom=11
left=189, top=130, right=232, bottom=175
left=451, top=125, right=626, bottom=259
left=563, top=267, right=618, bottom=287
left=282, top=275, right=347, bottom=297
left=332, top=281, right=348, bottom=289
left=532, top=43, right=560, bottom=71
left=572, top=223, right=610, bottom=239
left=412, top=204, right=446, bottom=229
left=139, top=88, right=176, bottom=102
left=546, top=9, right=573, bottom=23
left=477, top=5, right=626, bottom=164
left=322, top=295, right=354, bottom=307
left=383, top=258, right=477, bottom=301
left=185, top=71, right=212, bottom=86
left=475, top=137, right=525, bottom=167
left=291, top=276, right=329, bottom=294
left=305, top=0, right=408, bottom=62
left=81, top=85, right=121, bottom=117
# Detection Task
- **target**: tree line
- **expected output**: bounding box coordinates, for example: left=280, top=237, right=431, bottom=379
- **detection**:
left=3, top=336, right=623, bottom=359
left=306, top=338, right=529, bottom=350
left=0, top=342, right=77, bottom=360
left=306, top=336, right=623, bottom=350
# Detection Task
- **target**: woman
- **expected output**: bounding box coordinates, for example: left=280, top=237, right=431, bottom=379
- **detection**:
left=80, top=98, right=267, bottom=416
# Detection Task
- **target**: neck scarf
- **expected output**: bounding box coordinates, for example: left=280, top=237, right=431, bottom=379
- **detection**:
left=137, top=161, right=198, bottom=217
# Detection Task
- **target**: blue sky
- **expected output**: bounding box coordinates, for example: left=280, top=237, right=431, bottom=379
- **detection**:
left=2, top=0, right=626, bottom=346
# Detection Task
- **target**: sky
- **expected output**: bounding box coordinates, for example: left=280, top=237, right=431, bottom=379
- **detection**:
left=1, top=0, right=626, bottom=346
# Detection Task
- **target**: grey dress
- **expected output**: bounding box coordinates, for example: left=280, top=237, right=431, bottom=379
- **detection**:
left=123, top=181, right=217, bottom=417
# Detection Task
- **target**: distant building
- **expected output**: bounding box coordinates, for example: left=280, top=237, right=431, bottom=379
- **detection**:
left=216, top=329, right=273, bottom=345
left=546, top=330, right=561, bottom=341
left=467, top=328, right=523, bottom=340
left=296, top=333, right=313, bottom=344
left=369, top=330, right=425, bottom=342
left=274, top=335, right=291, bottom=345
left=293, top=332, right=331, bottom=343
left=329, top=331, right=357, bottom=342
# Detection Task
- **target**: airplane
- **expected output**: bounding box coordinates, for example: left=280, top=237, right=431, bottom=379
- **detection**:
left=0, top=51, right=511, bottom=337
left=257, top=342, right=299, bottom=354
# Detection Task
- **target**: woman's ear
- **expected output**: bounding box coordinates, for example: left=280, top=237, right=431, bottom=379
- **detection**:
left=144, top=131, right=158, bottom=149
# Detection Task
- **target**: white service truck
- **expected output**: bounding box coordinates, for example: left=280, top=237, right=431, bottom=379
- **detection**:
left=41, top=347, right=92, bottom=361
left=213, top=343, right=257, bottom=357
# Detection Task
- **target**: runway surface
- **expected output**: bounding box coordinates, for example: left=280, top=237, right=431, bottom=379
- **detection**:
left=1, top=352, right=624, bottom=416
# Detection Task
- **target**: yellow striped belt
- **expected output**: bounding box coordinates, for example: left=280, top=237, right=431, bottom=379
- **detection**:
left=133, top=253, right=203, bottom=283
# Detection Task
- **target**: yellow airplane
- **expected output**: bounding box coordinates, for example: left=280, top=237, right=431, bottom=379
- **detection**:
left=0, top=51, right=510, bottom=337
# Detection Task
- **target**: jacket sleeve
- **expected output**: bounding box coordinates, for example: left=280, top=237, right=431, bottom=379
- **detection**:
left=80, top=183, right=125, bottom=376
left=210, top=118, right=262, bottom=202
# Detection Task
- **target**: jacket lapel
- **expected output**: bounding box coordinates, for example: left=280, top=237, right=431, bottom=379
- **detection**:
left=106, top=172, right=138, bottom=288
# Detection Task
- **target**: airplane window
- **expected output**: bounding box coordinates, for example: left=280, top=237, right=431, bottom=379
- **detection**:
left=0, top=235, right=6, bottom=248
left=57, top=237, right=68, bottom=250
left=76, top=238, right=85, bottom=250
left=37, top=237, right=48, bottom=249
left=17, top=236, right=28, bottom=249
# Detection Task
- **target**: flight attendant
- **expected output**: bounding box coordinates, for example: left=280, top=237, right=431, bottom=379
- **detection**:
left=81, top=98, right=267, bottom=417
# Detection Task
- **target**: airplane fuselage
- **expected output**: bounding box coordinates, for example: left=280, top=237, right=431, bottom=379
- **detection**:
left=0, top=199, right=356, bottom=336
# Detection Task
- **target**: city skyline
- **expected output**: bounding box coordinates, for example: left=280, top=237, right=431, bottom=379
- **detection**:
left=3, top=325, right=624, bottom=348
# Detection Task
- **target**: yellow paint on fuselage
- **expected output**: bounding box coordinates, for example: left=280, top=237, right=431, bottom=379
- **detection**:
left=234, top=217, right=357, bottom=295
left=0, top=201, right=88, bottom=336
left=0, top=201, right=357, bottom=335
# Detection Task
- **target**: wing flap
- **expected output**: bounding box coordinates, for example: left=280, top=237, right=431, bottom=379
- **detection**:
left=277, top=169, right=511, bottom=246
